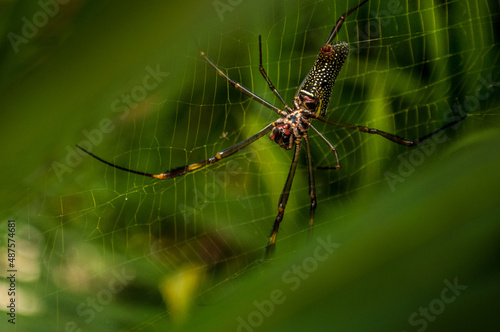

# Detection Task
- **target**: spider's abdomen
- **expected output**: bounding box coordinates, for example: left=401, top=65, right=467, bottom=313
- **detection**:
left=298, top=41, right=349, bottom=116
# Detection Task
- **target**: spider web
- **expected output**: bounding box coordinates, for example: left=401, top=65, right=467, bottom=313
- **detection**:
left=2, top=0, right=499, bottom=330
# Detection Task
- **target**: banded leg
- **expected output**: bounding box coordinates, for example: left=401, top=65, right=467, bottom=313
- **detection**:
left=77, top=124, right=273, bottom=179
left=200, top=51, right=288, bottom=117
left=303, top=135, right=317, bottom=233
left=258, top=36, right=293, bottom=113
left=326, top=0, right=369, bottom=45
left=310, top=124, right=341, bottom=169
left=316, top=114, right=468, bottom=146
left=266, top=138, right=302, bottom=259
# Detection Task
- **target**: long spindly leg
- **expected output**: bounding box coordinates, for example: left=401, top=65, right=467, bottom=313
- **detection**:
left=266, top=138, right=302, bottom=259
left=77, top=123, right=273, bottom=180
left=303, top=135, right=316, bottom=236
left=200, top=51, right=288, bottom=118
left=326, top=0, right=369, bottom=45
left=316, top=114, right=468, bottom=146
left=310, top=124, right=341, bottom=169
left=258, top=36, right=293, bottom=113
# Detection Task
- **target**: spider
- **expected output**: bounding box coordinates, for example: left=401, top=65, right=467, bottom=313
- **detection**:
left=77, top=0, right=466, bottom=257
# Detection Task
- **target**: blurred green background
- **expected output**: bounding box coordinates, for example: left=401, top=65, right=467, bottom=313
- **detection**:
left=0, top=0, right=499, bottom=331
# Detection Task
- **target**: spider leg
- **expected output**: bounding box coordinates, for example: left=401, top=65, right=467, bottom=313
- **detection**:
left=303, top=135, right=316, bottom=238
left=326, top=0, right=369, bottom=45
left=310, top=124, right=341, bottom=169
left=77, top=123, right=273, bottom=179
left=315, top=114, right=468, bottom=146
left=266, top=138, right=302, bottom=259
left=258, top=35, right=293, bottom=113
left=200, top=51, right=288, bottom=118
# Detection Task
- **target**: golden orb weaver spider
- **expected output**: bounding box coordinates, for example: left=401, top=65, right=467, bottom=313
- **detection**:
left=77, top=0, right=467, bottom=258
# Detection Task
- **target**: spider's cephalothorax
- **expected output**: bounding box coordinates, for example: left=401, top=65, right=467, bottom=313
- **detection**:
left=270, top=106, right=312, bottom=150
